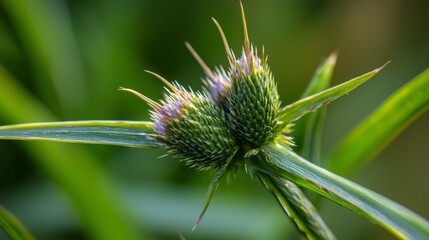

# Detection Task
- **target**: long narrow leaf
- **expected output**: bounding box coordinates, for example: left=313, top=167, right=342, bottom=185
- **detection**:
left=278, top=63, right=388, bottom=127
left=258, top=173, right=336, bottom=240
left=0, top=205, right=35, bottom=240
left=293, top=52, right=337, bottom=162
left=0, top=120, right=160, bottom=148
left=327, top=68, right=429, bottom=174
left=0, top=68, right=146, bottom=240
left=255, top=142, right=429, bottom=239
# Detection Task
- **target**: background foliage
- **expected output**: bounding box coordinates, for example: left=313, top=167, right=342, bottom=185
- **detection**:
left=0, top=0, right=428, bottom=239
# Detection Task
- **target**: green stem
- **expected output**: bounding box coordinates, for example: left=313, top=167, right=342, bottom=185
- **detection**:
left=258, top=173, right=336, bottom=240
left=255, top=142, right=429, bottom=239
left=0, top=205, right=35, bottom=240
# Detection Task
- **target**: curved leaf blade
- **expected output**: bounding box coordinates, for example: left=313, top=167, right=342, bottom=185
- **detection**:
left=256, top=142, right=429, bottom=239
left=258, top=173, right=336, bottom=240
left=278, top=63, right=388, bottom=127
left=0, top=205, right=35, bottom=240
left=0, top=120, right=160, bottom=148
left=293, top=52, right=337, bottom=162
left=328, top=68, right=429, bottom=174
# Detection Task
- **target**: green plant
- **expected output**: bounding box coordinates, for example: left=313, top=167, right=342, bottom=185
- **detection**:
left=1, top=2, right=429, bottom=240
left=0, top=205, right=34, bottom=240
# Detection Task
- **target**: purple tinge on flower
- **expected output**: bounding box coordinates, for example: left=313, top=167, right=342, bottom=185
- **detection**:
left=205, top=67, right=231, bottom=103
left=232, top=47, right=263, bottom=78
left=152, top=89, right=193, bottom=138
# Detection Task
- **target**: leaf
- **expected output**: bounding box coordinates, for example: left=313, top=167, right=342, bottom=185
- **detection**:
left=0, top=68, right=146, bottom=240
left=0, top=120, right=160, bottom=148
left=301, top=53, right=338, bottom=99
left=0, top=205, right=35, bottom=240
left=192, top=151, right=238, bottom=231
left=292, top=52, right=337, bottom=162
left=258, top=173, right=336, bottom=240
left=255, top=142, right=429, bottom=239
left=277, top=62, right=388, bottom=128
left=327, top=68, right=429, bottom=174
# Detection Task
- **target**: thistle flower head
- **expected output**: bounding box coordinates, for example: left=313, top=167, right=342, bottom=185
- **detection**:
left=184, top=3, right=284, bottom=149
left=224, top=3, right=282, bottom=148
left=121, top=71, right=237, bottom=171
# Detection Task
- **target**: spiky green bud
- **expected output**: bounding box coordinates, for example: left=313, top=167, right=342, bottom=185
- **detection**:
left=158, top=88, right=237, bottom=170
left=121, top=73, right=237, bottom=171
left=187, top=4, right=283, bottom=149
left=227, top=47, right=281, bottom=148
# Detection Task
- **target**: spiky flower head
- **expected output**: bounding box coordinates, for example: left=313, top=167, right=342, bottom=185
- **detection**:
left=227, top=49, right=280, bottom=148
left=121, top=72, right=237, bottom=171
left=186, top=4, right=283, bottom=149
left=225, top=4, right=281, bottom=148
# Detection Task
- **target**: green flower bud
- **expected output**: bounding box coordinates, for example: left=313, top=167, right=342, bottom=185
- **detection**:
left=187, top=4, right=283, bottom=149
left=121, top=72, right=237, bottom=170
left=225, top=4, right=281, bottom=148
left=227, top=47, right=281, bottom=148
left=160, top=90, right=237, bottom=170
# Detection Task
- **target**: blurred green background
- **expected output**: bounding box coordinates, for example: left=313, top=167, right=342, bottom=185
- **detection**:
left=0, top=0, right=428, bottom=239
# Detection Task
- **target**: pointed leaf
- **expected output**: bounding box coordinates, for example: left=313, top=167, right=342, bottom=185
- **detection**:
left=0, top=120, right=160, bottom=148
left=258, top=173, right=336, bottom=240
left=0, top=68, right=146, bottom=240
left=255, top=142, right=429, bottom=239
left=301, top=53, right=338, bottom=98
left=278, top=63, right=388, bottom=127
left=293, top=52, right=337, bottom=162
left=192, top=150, right=238, bottom=231
left=327, top=68, right=429, bottom=174
left=0, top=205, right=35, bottom=240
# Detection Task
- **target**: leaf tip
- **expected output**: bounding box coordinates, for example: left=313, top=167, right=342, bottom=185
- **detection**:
left=374, top=61, right=391, bottom=74
left=328, top=51, right=338, bottom=66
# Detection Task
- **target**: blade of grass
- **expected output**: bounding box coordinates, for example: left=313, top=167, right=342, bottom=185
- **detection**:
left=292, top=52, right=337, bottom=162
left=255, top=142, right=429, bottom=239
left=278, top=63, right=388, bottom=128
left=258, top=173, right=336, bottom=240
left=0, top=67, right=145, bottom=240
left=0, top=205, right=35, bottom=240
left=0, top=120, right=160, bottom=148
left=327, top=68, right=429, bottom=174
